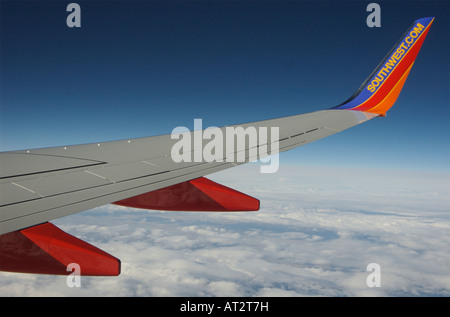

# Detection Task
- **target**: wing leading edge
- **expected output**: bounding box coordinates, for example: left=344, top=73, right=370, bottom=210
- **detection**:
left=0, top=18, right=434, bottom=275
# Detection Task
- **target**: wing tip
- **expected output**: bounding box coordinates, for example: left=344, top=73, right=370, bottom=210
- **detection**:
left=333, top=17, right=434, bottom=116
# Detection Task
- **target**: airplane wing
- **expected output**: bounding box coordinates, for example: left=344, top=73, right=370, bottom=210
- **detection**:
left=0, top=17, right=434, bottom=276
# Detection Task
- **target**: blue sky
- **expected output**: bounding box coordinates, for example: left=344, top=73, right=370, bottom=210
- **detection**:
left=1, top=0, right=449, bottom=171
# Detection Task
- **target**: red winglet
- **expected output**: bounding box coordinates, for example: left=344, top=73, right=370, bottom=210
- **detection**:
left=114, top=177, right=260, bottom=211
left=0, top=222, right=120, bottom=276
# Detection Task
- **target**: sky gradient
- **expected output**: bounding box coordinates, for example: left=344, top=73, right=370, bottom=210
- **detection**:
left=1, top=0, right=449, bottom=171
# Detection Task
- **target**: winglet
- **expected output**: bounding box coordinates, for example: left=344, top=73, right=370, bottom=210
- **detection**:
left=333, top=17, right=434, bottom=116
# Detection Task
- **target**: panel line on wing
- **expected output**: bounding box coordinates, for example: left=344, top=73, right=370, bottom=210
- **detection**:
left=11, top=182, right=44, bottom=197
left=84, top=170, right=110, bottom=181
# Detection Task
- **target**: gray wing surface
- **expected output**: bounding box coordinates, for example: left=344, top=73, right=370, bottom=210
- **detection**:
left=0, top=109, right=376, bottom=235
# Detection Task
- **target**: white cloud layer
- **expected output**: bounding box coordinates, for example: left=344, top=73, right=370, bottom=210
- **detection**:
left=1, top=164, right=449, bottom=296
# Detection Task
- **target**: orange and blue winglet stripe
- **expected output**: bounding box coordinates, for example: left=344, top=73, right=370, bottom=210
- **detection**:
left=333, top=17, right=434, bottom=116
